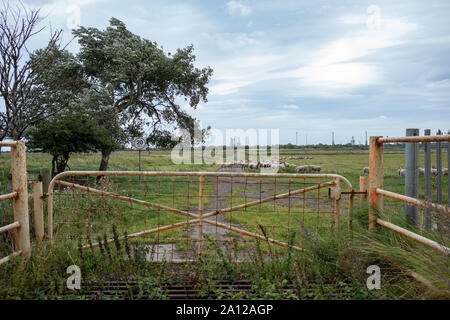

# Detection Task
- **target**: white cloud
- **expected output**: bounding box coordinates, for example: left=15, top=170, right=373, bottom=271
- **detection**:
left=282, top=17, right=419, bottom=90
left=280, top=105, right=299, bottom=110
left=426, top=79, right=450, bottom=89
left=226, top=1, right=252, bottom=16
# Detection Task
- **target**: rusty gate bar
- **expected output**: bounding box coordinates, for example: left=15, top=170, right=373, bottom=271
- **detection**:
left=376, top=219, right=449, bottom=255
left=197, top=175, right=204, bottom=256
left=202, top=180, right=336, bottom=219
left=376, top=188, right=448, bottom=215
left=378, top=135, right=450, bottom=143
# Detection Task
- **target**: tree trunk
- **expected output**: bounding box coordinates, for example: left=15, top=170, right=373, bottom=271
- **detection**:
left=52, top=155, right=56, bottom=177
left=52, top=154, right=69, bottom=176
left=97, top=149, right=111, bottom=183
left=99, top=149, right=111, bottom=171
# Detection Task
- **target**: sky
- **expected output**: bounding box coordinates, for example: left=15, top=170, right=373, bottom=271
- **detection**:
left=10, top=0, right=450, bottom=144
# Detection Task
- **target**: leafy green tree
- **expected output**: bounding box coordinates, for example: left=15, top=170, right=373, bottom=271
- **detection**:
left=71, top=18, right=213, bottom=170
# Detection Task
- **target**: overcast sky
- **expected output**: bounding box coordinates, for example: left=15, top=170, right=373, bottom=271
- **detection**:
left=15, top=0, right=450, bottom=144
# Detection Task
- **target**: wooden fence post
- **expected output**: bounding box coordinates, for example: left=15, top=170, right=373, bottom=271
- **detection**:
left=39, top=168, right=51, bottom=194
left=359, top=176, right=368, bottom=209
left=369, top=136, right=383, bottom=231
left=10, top=141, right=31, bottom=257
left=33, top=181, right=44, bottom=242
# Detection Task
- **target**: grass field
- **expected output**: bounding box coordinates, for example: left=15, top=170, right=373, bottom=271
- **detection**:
left=0, top=148, right=448, bottom=299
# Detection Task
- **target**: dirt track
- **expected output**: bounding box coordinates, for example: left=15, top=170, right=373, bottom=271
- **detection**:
left=148, top=166, right=334, bottom=261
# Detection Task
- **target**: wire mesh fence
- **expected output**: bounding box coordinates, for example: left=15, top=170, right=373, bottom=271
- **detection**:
left=48, top=171, right=353, bottom=262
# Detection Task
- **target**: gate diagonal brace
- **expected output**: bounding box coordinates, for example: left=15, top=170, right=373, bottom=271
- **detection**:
left=203, top=180, right=336, bottom=219
left=54, top=180, right=200, bottom=219
left=56, top=179, right=336, bottom=253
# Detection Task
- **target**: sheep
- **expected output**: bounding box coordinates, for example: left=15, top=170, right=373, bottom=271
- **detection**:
left=443, top=168, right=448, bottom=176
left=248, top=162, right=259, bottom=170
left=418, top=168, right=425, bottom=176
left=310, top=165, right=322, bottom=172
left=363, top=167, right=369, bottom=175
left=295, top=165, right=308, bottom=173
left=431, top=168, right=437, bottom=176
left=398, top=168, right=406, bottom=177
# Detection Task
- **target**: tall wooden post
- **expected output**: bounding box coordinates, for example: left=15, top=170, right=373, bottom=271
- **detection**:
left=10, top=141, right=31, bottom=257
left=369, top=136, right=383, bottom=231
left=39, top=168, right=51, bottom=194
left=33, top=181, right=44, bottom=242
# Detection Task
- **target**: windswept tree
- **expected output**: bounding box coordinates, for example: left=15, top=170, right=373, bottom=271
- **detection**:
left=0, top=1, right=69, bottom=140
left=72, top=18, right=213, bottom=171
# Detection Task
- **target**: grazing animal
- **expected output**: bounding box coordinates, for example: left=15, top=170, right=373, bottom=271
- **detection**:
left=295, top=165, right=308, bottom=173
left=363, top=167, right=369, bottom=175
left=398, top=168, right=406, bottom=177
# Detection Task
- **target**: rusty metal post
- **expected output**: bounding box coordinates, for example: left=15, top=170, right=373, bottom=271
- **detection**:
left=359, top=176, right=368, bottom=209
left=369, top=136, right=383, bottom=231
left=424, top=129, right=431, bottom=230
left=10, top=141, right=31, bottom=257
left=348, top=192, right=353, bottom=231
left=405, top=128, right=419, bottom=226
left=197, top=175, right=204, bottom=256
left=334, top=197, right=340, bottom=232
left=32, top=181, right=44, bottom=242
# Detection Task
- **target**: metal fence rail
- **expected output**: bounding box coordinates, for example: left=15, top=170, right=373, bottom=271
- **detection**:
left=46, top=171, right=353, bottom=262
left=369, top=134, right=450, bottom=255
left=0, top=141, right=30, bottom=265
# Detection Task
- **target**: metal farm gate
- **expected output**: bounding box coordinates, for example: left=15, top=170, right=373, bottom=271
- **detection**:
left=46, top=171, right=354, bottom=261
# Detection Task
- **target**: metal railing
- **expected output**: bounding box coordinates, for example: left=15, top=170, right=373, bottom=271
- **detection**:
left=46, top=171, right=354, bottom=261
left=0, top=141, right=30, bottom=265
left=368, top=135, right=450, bottom=255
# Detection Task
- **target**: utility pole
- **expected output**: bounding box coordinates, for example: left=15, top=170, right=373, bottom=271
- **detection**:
left=365, top=131, right=368, bottom=146
left=332, top=132, right=335, bottom=146
left=296, top=132, right=298, bottom=146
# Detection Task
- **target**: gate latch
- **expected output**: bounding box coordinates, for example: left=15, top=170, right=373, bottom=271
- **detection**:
left=328, top=185, right=341, bottom=200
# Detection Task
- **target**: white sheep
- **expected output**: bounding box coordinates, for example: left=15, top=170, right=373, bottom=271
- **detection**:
left=363, top=167, right=369, bottom=175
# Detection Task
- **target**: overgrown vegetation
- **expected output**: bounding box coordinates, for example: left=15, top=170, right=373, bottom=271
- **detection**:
left=0, top=149, right=448, bottom=299
left=1, top=206, right=448, bottom=300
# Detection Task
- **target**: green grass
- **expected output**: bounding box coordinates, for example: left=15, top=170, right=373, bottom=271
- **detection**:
left=0, top=148, right=448, bottom=299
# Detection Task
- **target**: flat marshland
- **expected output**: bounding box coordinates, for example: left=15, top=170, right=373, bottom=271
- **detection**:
left=0, top=148, right=448, bottom=299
